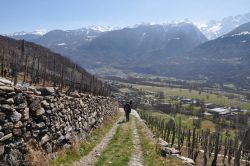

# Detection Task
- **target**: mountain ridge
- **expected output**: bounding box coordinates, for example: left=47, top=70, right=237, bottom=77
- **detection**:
left=5, top=22, right=207, bottom=71
left=5, top=12, right=250, bottom=41
left=196, top=12, right=250, bottom=39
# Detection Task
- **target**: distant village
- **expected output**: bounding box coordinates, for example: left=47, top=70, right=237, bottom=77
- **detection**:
left=154, top=95, right=248, bottom=117
left=113, top=82, right=249, bottom=118
left=170, top=96, right=247, bottom=116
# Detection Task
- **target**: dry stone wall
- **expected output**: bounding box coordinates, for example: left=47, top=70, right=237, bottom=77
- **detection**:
left=0, top=79, right=119, bottom=166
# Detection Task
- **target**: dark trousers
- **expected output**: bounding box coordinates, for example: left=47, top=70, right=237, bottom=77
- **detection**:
left=125, top=112, right=130, bottom=122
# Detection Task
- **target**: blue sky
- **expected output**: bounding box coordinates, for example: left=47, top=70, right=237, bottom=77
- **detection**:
left=1, top=0, right=250, bottom=33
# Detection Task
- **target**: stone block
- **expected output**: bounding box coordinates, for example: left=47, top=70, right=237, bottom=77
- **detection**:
left=10, top=111, right=22, bottom=122
left=0, top=133, right=13, bottom=142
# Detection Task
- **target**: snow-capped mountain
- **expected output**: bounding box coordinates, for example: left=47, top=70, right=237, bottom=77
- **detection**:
left=86, top=25, right=116, bottom=32
left=196, top=13, right=250, bottom=39
left=49, top=22, right=207, bottom=70
left=4, top=26, right=115, bottom=37
left=4, top=29, right=47, bottom=37
left=2, top=30, right=48, bottom=41
left=5, top=22, right=206, bottom=71
left=170, top=21, right=250, bottom=86
left=4, top=26, right=119, bottom=43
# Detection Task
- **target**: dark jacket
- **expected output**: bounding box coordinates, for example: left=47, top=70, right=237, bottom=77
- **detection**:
left=124, top=102, right=131, bottom=114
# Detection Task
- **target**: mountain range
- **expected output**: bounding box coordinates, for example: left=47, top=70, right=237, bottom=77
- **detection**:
left=3, top=13, right=250, bottom=89
left=6, top=13, right=250, bottom=41
left=196, top=13, right=250, bottom=39
left=6, top=22, right=207, bottom=69
left=164, top=22, right=250, bottom=89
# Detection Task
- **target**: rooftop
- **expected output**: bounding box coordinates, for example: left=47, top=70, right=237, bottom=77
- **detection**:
left=208, top=108, right=230, bottom=115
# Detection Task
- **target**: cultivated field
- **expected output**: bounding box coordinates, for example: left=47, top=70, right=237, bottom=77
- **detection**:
left=133, top=84, right=250, bottom=109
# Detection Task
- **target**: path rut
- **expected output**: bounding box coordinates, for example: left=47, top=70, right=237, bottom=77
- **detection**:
left=72, top=110, right=122, bottom=166
left=128, top=110, right=144, bottom=166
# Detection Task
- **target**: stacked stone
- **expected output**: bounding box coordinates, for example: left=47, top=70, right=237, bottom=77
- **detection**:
left=0, top=82, right=118, bottom=165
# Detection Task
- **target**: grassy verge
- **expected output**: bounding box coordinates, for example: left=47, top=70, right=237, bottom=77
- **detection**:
left=51, top=112, right=121, bottom=165
left=95, top=118, right=133, bottom=166
left=135, top=118, right=186, bottom=166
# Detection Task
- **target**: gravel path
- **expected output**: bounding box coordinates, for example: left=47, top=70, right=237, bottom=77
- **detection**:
left=73, top=110, right=123, bottom=166
left=128, top=112, right=144, bottom=166
left=72, top=109, right=145, bottom=166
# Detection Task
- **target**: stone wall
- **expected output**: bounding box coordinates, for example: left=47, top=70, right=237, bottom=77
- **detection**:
left=0, top=80, right=119, bottom=165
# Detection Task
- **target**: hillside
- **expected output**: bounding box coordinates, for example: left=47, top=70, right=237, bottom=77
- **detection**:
left=0, top=35, right=111, bottom=96
left=125, top=22, right=250, bottom=90
left=166, top=22, right=250, bottom=89
left=7, top=22, right=207, bottom=71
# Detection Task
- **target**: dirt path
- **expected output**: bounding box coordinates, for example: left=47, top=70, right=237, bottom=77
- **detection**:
left=72, top=109, right=145, bottom=166
left=128, top=110, right=144, bottom=166
left=72, top=109, right=123, bottom=166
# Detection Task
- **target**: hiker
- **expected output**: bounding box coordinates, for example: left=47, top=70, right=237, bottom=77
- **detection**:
left=123, top=100, right=132, bottom=122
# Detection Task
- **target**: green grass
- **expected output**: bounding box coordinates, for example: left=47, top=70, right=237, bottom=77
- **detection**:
left=241, top=103, right=250, bottom=110
left=200, top=119, right=216, bottom=131
left=51, top=113, right=121, bottom=165
left=95, top=118, right=133, bottom=166
left=135, top=118, right=185, bottom=166
left=51, top=150, right=80, bottom=166
left=144, top=109, right=217, bottom=130
left=150, top=112, right=195, bottom=129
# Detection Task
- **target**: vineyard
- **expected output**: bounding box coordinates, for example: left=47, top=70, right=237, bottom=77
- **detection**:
left=137, top=110, right=250, bottom=166
left=0, top=35, right=111, bottom=96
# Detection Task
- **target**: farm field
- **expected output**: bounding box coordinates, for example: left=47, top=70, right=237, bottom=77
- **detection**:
left=132, top=84, right=250, bottom=109
left=140, top=109, right=237, bottom=138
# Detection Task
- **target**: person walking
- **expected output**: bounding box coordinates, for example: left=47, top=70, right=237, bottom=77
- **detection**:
left=123, top=100, right=132, bottom=122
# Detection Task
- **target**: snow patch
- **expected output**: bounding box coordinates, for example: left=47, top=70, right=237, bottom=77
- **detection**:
left=4, top=29, right=47, bottom=36
left=5, top=31, right=27, bottom=36
left=194, top=22, right=208, bottom=29
left=32, top=29, right=47, bottom=35
left=232, top=31, right=250, bottom=37
left=88, top=25, right=113, bottom=32
left=57, top=43, right=66, bottom=46
left=195, top=21, right=222, bottom=39
left=85, top=36, right=97, bottom=41
left=168, top=37, right=180, bottom=40
left=241, top=40, right=247, bottom=43
left=209, top=23, right=222, bottom=33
